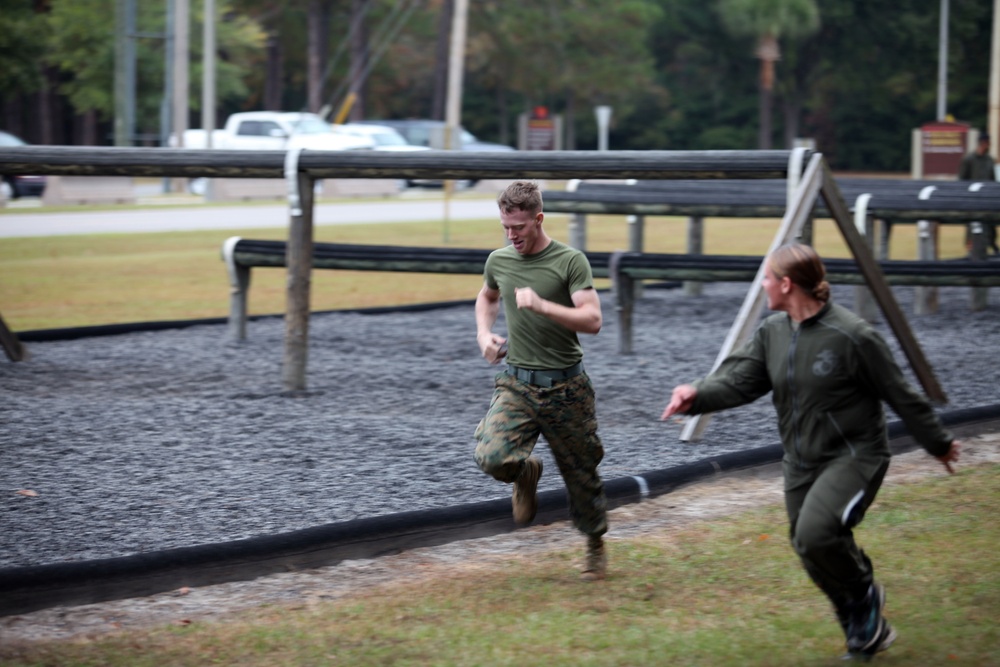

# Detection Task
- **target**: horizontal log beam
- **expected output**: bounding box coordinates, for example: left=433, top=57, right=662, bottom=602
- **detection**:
left=231, top=241, right=1000, bottom=286
left=0, top=147, right=799, bottom=180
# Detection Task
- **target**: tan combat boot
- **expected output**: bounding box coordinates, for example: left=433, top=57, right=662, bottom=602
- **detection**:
left=511, top=456, right=542, bottom=525
left=580, top=535, right=606, bottom=581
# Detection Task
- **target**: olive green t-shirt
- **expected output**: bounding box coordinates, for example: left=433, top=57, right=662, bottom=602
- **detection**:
left=484, top=239, right=594, bottom=369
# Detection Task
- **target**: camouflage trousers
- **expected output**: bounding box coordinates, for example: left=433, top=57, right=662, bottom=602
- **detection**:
left=474, top=371, right=607, bottom=537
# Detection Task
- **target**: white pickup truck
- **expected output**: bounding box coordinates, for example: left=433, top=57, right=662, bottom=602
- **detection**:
left=175, top=111, right=374, bottom=151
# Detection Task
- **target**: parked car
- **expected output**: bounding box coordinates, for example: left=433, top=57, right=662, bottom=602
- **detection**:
left=333, top=123, right=433, bottom=188
left=354, top=119, right=515, bottom=152
left=352, top=119, right=513, bottom=188
left=174, top=111, right=375, bottom=152
left=334, top=123, right=430, bottom=152
left=0, top=130, right=47, bottom=199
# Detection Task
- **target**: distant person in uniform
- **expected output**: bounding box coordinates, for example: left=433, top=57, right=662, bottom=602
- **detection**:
left=474, top=180, right=609, bottom=581
left=958, top=132, right=998, bottom=255
left=660, top=242, right=960, bottom=661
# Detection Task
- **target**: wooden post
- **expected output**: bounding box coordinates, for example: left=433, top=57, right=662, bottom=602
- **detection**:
left=0, top=312, right=26, bottom=362
left=878, top=219, right=892, bottom=260
left=820, top=167, right=947, bottom=403
left=221, top=236, right=250, bottom=340
left=610, top=251, right=634, bottom=354
left=915, top=186, right=938, bottom=315
left=627, top=214, right=644, bottom=299
left=969, top=222, right=989, bottom=311
left=915, top=220, right=939, bottom=315
left=684, top=216, right=704, bottom=297
left=283, top=149, right=315, bottom=392
left=853, top=194, right=878, bottom=323
left=568, top=212, right=587, bottom=250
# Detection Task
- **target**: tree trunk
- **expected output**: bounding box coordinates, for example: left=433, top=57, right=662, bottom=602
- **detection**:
left=306, top=0, right=325, bottom=113
left=3, top=96, right=23, bottom=138
left=348, top=0, right=368, bottom=121
left=264, top=33, right=284, bottom=111
left=431, top=0, right=453, bottom=121
left=37, top=66, right=54, bottom=145
left=782, top=95, right=801, bottom=149
left=564, top=90, right=576, bottom=150
left=496, top=86, right=508, bottom=145
left=79, top=109, right=98, bottom=146
left=757, top=57, right=774, bottom=150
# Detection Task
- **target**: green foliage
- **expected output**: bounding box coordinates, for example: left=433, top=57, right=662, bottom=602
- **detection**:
left=2, top=1, right=995, bottom=168
left=467, top=0, right=666, bottom=145
left=0, top=1, right=49, bottom=97
left=45, top=0, right=264, bottom=135
left=46, top=0, right=118, bottom=119
left=716, top=0, right=820, bottom=40
left=190, top=0, right=268, bottom=112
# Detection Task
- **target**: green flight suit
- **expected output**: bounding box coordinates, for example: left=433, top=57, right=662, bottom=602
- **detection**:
left=688, top=302, right=952, bottom=603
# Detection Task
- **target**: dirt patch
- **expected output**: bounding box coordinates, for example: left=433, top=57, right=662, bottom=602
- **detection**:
left=3, top=432, right=996, bottom=644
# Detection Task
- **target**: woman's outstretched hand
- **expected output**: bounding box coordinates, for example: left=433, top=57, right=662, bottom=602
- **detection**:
left=661, top=384, right=697, bottom=421
left=936, top=440, right=961, bottom=474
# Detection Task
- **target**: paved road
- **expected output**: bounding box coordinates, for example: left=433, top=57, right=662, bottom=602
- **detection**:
left=0, top=197, right=501, bottom=238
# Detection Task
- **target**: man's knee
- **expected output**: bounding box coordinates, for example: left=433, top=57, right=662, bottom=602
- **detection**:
left=473, top=442, right=521, bottom=483
left=791, top=516, right=841, bottom=562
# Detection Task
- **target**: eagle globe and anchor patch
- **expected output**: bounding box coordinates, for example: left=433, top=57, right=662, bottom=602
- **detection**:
left=812, top=349, right=839, bottom=377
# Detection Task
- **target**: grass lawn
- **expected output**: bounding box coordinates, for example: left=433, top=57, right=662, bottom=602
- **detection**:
left=1, top=464, right=997, bottom=666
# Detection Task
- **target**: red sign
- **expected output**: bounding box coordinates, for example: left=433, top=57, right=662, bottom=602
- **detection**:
left=527, top=107, right=556, bottom=151
left=920, top=121, right=969, bottom=177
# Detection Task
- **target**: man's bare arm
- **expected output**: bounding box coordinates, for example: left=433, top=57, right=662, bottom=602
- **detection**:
left=514, top=286, right=602, bottom=335
left=476, top=283, right=507, bottom=364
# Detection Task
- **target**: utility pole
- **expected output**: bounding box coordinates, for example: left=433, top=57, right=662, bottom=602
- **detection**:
left=161, top=0, right=175, bottom=191
left=937, top=0, right=949, bottom=121
left=444, top=0, right=468, bottom=151
left=202, top=0, right=216, bottom=147
left=442, top=0, right=468, bottom=244
left=202, top=0, right=216, bottom=200
left=172, top=0, right=189, bottom=190
left=990, top=0, right=999, bottom=158
left=114, top=0, right=137, bottom=146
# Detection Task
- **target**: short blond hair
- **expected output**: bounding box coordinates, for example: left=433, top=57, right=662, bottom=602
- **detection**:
left=497, top=181, right=543, bottom=216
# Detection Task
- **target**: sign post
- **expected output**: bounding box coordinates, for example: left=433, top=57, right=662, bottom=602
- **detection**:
left=916, top=120, right=970, bottom=178
left=595, top=106, right=612, bottom=151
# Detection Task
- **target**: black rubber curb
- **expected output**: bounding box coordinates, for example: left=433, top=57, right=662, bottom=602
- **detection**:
left=13, top=284, right=682, bottom=343
left=15, top=300, right=478, bottom=343
left=2, top=404, right=997, bottom=618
